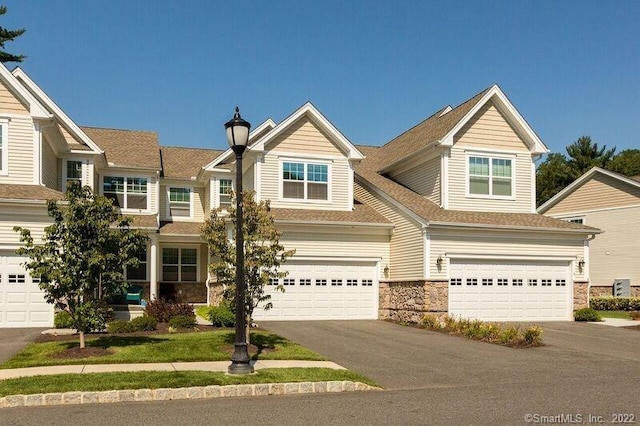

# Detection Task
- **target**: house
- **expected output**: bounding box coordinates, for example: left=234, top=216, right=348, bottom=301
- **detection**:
left=538, top=167, right=640, bottom=298
left=0, top=62, right=599, bottom=328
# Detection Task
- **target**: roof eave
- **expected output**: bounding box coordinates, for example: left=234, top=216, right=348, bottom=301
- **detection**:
left=426, top=220, right=601, bottom=234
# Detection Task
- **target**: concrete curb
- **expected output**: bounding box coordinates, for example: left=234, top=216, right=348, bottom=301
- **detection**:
left=0, top=381, right=378, bottom=408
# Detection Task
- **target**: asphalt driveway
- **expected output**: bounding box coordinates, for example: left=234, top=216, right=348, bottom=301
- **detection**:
left=0, top=328, right=46, bottom=364
left=262, top=320, right=640, bottom=390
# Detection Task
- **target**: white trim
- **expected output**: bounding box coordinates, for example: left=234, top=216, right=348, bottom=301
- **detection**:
left=445, top=253, right=577, bottom=262
left=442, top=149, right=449, bottom=208
left=0, top=65, right=51, bottom=119
left=62, top=158, right=85, bottom=192
left=218, top=177, right=233, bottom=210
left=424, top=229, right=430, bottom=280
left=530, top=157, right=536, bottom=212
left=279, top=159, right=332, bottom=204
left=583, top=239, right=590, bottom=282
left=275, top=219, right=393, bottom=229
left=0, top=118, right=9, bottom=175
left=347, top=167, right=354, bottom=210
left=538, top=166, right=640, bottom=213
left=32, top=122, right=41, bottom=184
left=465, top=152, right=516, bottom=200
left=286, top=255, right=382, bottom=263
left=166, top=186, right=194, bottom=220
left=255, top=155, right=262, bottom=200
left=100, top=174, right=152, bottom=213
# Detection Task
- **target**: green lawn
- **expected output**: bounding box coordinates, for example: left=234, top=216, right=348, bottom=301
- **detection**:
left=0, top=368, right=379, bottom=397
left=598, top=310, right=632, bottom=319
left=1, top=331, right=326, bottom=369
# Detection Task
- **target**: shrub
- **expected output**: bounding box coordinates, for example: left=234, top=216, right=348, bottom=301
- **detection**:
left=420, top=314, right=440, bottom=330
left=54, top=311, right=74, bottom=329
left=574, top=308, right=602, bottom=322
left=463, top=320, right=484, bottom=339
left=500, top=325, right=520, bottom=345
left=144, top=299, right=195, bottom=323
left=590, top=297, right=640, bottom=311
left=522, top=326, right=543, bottom=346
left=107, top=319, right=134, bottom=334
left=207, top=304, right=235, bottom=327
left=130, top=315, right=158, bottom=331
left=629, top=311, right=640, bottom=320
left=479, top=323, right=501, bottom=342
left=168, top=315, right=197, bottom=330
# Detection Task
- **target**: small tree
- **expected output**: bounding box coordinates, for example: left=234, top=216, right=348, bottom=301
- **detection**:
left=0, top=5, right=26, bottom=63
left=14, top=182, right=147, bottom=348
left=201, top=190, right=295, bottom=344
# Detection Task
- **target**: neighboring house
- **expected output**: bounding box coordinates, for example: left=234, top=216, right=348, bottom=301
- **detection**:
left=538, top=167, right=640, bottom=298
left=0, top=62, right=599, bottom=328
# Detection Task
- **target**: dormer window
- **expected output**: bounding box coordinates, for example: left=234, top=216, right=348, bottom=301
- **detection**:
left=168, top=187, right=192, bottom=218
left=103, top=176, right=148, bottom=210
left=282, top=161, right=329, bottom=201
left=468, top=155, right=513, bottom=198
left=64, top=160, right=83, bottom=190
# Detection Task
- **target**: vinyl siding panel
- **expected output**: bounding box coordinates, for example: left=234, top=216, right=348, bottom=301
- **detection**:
left=269, top=117, right=343, bottom=156
left=0, top=206, right=51, bottom=246
left=583, top=206, right=640, bottom=287
left=279, top=224, right=390, bottom=278
left=159, top=184, right=205, bottom=221
left=0, top=79, right=29, bottom=114
left=355, top=181, right=423, bottom=280
left=193, top=187, right=205, bottom=222
left=1, top=115, right=35, bottom=184
left=428, top=229, right=586, bottom=281
left=389, top=154, right=441, bottom=205
left=545, top=175, right=640, bottom=215
left=447, top=102, right=533, bottom=213
left=41, top=139, right=58, bottom=190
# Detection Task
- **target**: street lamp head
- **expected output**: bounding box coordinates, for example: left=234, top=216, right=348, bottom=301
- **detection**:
left=225, top=106, right=251, bottom=151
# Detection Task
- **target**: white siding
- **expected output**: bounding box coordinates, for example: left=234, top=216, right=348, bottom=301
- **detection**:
left=389, top=154, right=441, bottom=205
left=355, top=182, right=423, bottom=280
left=41, top=139, right=58, bottom=190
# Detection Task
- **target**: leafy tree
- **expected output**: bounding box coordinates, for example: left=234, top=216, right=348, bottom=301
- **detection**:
left=201, top=190, right=295, bottom=344
left=607, top=149, right=640, bottom=177
left=14, top=182, right=147, bottom=348
left=0, top=5, right=26, bottom=63
left=536, top=153, right=573, bottom=206
left=566, top=135, right=615, bottom=175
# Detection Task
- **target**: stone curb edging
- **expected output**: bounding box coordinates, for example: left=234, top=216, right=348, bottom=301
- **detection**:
left=0, top=381, right=378, bottom=408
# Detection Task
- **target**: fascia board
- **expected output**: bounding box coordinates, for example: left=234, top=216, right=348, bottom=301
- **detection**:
left=0, top=65, right=51, bottom=119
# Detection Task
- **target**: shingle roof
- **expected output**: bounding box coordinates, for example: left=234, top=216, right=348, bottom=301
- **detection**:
left=0, top=184, right=64, bottom=201
left=271, top=204, right=391, bottom=226
left=160, top=146, right=224, bottom=179
left=374, top=87, right=491, bottom=172
left=128, top=214, right=158, bottom=229
left=159, top=221, right=203, bottom=235
left=81, top=126, right=161, bottom=170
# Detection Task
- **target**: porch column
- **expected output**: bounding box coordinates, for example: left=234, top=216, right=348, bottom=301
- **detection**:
left=149, top=234, right=159, bottom=300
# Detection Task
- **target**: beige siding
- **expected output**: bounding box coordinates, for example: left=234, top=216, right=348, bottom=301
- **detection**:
left=0, top=206, right=51, bottom=245
left=454, top=102, right=529, bottom=151
left=193, top=187, right=205, bottom=222
left=269, top=116, right=343, bottom=156
left=355, top=181, right=423, bottom=280
left=160, top=184, right=206, bottom=222
left=1, top=115, right=35, bottom=184
left=203, top=182, right=211, bottom=217
left=261, top=154, right=351, bottom=211
left=428, top=228, right=586, bottom=281
left=389, top=153, right=441, bottom=205
left=0, top=79, right=29, bottom=114
left=545, top=174, right=640, bottom=215
left=41, top=139, right=58, bottom=190
left=279, top=224, right=390, bottom=278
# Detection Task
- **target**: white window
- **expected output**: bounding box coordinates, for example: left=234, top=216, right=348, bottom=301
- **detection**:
left=103, top=176, right=148, bottom=210
left=64, top=160, right=83, bottom=190
left=0, top=119, right=8, bottom=175
left=168, top=187, right=192, bottom=218
left=468, top=155, right=513, bottom=197
left=126, top=247, right=147, bottom=281
left=282, top=161, right=329, bottom=201
left=219, top=179, right=233, bottom=209
left=162, top=247, right=198, bottom=282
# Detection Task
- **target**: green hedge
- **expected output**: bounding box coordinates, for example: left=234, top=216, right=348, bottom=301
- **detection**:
left=590, top=297, right=640, bottom=311
left=574, top=308, right=601, bottom=322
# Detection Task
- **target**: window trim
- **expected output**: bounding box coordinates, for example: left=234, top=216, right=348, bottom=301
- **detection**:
left=465, top=152, right=515, bottom=200
left=102, top=175, right=151, bottom=212
left=161, top=246, right=200, bottom=283
left=218, top=178, right=233, bottom=209
left=279, top=159, right=332, bottom=203
left=166, top=186, right=193, bottom=219
left=63, top=159, right=84, bottom=192
left=0, top=118, right=9, bottom=176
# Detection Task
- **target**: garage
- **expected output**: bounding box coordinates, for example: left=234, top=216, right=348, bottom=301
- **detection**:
left=448, top=259, right=572, bottom=321
left=0, top=254, right=54, bottom=328
left=253, top=260, right=379, bottom=321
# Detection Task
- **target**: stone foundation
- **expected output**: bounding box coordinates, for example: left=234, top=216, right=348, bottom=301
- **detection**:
left=159, top=282, right=207, bottom=303
left=573, top=281, right=589, bottom=310
left=378, top=280, right=448, bottom=323
left=590, top=285, right=640, bottom=298
left=208, top=283, right=225, bottom=306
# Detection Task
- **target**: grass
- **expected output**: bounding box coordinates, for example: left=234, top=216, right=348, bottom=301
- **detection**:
left=0, top=368, right=379, bottom=397
left=597, top=310, right=632, bottom=319
left=1, top=331, right=326, bottom=369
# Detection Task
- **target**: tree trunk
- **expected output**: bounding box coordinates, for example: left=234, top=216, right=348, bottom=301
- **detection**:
left=79, top=331, right=85, bottom=349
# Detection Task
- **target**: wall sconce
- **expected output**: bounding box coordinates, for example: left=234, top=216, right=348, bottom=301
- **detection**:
left=436, top=255, right=444, bottom=267
left=383, top=264, right=390, bottom=277
left=578, top=258, right=585, bottom=270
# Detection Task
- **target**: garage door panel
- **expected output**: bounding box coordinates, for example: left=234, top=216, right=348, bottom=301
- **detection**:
left=449, top=259, right=571, bottom=321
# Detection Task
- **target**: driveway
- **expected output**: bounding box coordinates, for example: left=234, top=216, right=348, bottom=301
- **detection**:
left=0, top=328, right=46, bottom=364
left=262, top=320, right=640, bottom=390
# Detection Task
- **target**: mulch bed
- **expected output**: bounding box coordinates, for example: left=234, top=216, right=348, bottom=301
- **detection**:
left=51, top=347, right=115, bottom=359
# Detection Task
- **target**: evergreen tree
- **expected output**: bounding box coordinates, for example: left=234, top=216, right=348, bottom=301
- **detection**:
left=566, top=136, right=615, bottom=175
left=0, top=5, right=26, bottom=63
left=607, top=149, right=640, bottom=177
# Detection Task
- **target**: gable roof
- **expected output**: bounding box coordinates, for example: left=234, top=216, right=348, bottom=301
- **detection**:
left=377, top=85, right=548, bottom=174
left=537, top=167, right=640, bottom=214
left=160, top=146, right=224, bottom=179
left=81, top=126, right=161, bottom=170
left=0, top=64, right=51, bottom=119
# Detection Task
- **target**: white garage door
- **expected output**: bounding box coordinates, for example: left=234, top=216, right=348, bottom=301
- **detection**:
left=253, top=261, right=378, bottom=321
left=0, top=254, right=54, bottom=328
left=448, top=259, right=571, bottom=321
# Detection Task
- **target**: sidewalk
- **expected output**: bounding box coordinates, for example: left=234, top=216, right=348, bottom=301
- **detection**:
left=589, top=317, right=638, bottom=327
left=0, top=360, right=346, bottom=381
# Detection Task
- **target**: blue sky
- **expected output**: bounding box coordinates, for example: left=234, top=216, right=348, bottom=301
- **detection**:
left=2, top=0, right=639, bottom=155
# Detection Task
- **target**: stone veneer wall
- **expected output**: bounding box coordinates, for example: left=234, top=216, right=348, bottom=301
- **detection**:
left=378, top=280, right=448, bottom=323
left=573, top=281, right=589, bottom=310
left=590, top=285, right=640, bottom=298
left=208, top=283, right=225, bottom=306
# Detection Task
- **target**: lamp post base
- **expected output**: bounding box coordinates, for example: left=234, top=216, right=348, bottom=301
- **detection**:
left=228, top=343, right=254, bottom=375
